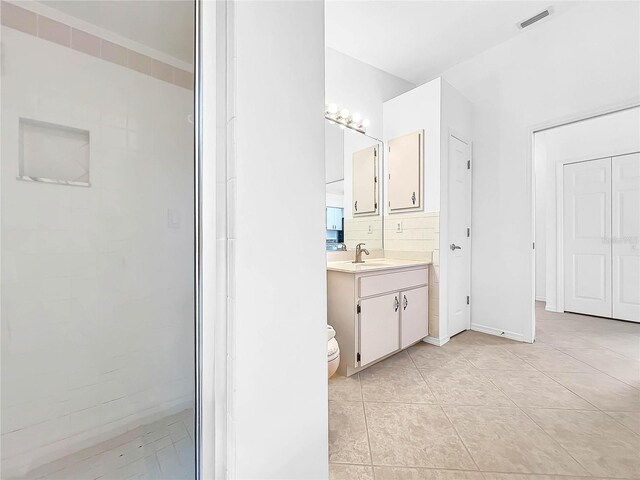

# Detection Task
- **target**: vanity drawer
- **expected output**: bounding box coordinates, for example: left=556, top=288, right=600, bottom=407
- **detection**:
left=359, top=268, right=428, bottom=298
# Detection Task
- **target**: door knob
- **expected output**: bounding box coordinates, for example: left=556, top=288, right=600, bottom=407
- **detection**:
left=450, top=244, right=461, bottom=251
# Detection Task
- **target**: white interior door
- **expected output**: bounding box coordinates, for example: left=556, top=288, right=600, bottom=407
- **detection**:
left=448, top=135, right=471, bottom=337
left=563, top=158, right=612, bottom=317
left=612, top=153, right=640, bottom=322
left=359, top=293, right=400, bottom=366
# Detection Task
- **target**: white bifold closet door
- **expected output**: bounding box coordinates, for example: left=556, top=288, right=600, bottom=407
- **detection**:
left=612, top=153, right=640, bottom=321
left=563, top=154, right=640, bottom=322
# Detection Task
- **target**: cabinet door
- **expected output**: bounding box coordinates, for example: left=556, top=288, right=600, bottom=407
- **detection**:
left=388, top=131, right=422, bottom=211
left=333, top=208, right=343, bottom=231
left=326, top=207, right=333, bottom=229
left=352, top=145, right=378, bottom=215
left=359, top=292, right=400, bottom=366
left=400, top=286, right=428, bottom=348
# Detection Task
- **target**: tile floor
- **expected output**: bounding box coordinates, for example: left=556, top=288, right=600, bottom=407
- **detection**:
left=329, top=302, right=640, bottom=480
left=20, top=409, right=194, bottom=480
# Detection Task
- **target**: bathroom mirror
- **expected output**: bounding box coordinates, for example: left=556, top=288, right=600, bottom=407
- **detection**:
left=325, top=122, right=384, bottom=251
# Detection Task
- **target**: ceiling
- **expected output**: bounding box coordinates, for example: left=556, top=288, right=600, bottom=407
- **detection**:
left=326, top=1, right=580, bottom=85
left=39, top=1, right=194, bottom=63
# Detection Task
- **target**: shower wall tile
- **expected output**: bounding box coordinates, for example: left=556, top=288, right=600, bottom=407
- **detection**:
left=0, top=1, right=37, bottom=35
left=71, top=28, right=101, bottom=58
left=37, top=16, right=70, bottom=47
left=0, top=1, right=193, bottom=91
left=0, top=23, right=194, bottom=477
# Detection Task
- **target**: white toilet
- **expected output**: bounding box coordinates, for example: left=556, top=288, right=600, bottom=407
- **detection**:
left=327, top=325, right=340, bottom=378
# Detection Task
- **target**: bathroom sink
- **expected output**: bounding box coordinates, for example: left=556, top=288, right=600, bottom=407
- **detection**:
left=327, top=258, right=431, bottom=273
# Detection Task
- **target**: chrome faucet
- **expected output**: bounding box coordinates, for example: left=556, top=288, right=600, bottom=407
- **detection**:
left=353, top=243, right=370, bottom=263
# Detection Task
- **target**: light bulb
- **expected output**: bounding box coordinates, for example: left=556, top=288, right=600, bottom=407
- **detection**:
left=327, top=104, right=338, bottom=114
left=339, top=108, right=350, bottom=119
left=352, top=113, right=362, bottom=124
left=362, top=119, right=370, bottom=128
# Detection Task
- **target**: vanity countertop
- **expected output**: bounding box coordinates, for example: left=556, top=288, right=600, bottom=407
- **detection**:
left=327, top=258, right=431, bottom=273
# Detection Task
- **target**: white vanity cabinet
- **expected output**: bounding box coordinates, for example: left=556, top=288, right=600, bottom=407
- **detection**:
left=327, top=262, right=429, bottom=376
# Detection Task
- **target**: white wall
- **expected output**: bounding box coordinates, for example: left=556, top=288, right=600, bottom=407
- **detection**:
left=535, top=106, right=640, bottom=308
left=440, top=2, right=640, bottom=341
left=325, top=123, right=344, bottom=183
left=383, top=78, right=442, bottom=213
left=231, top=1, right=327, bottom=479
left=326, top=47, right=414, bottom=141
left=1, top=27, right=194, bottom=475
left=382, top=77, right=473, bottom=341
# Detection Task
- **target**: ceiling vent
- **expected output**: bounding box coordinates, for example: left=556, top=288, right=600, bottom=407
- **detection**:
left=518, top=9, right=551, bottom=29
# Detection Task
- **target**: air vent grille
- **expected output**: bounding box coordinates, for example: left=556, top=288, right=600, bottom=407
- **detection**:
left=519, top=9, right=550, bottom=29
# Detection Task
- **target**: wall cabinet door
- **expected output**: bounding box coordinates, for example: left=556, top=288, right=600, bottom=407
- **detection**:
left=359, top=292, right=400, bottom=366
left=400, top=286, right=429, bottom=348
left=326, top=207, right=343, bottom=230
left=332, top=207, right=343, bottom=231
left=352, top=145, right=378, bottom=215
left=388, top=130, right=422, bottom=211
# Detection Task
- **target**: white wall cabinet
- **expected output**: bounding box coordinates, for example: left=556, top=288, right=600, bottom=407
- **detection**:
left=352, top=145, right=379, bottom=215
left=327, top=264, right=429, bottom=376
left=326, top=207, right=343, bottom=231
left=388, top=130, right=423, bottom=212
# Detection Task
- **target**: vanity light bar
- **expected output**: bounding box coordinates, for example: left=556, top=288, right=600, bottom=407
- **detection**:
left=325, top=104, right=370, bottom=134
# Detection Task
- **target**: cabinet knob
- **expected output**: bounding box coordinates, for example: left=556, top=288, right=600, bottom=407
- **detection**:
left=394, top=296, right=399, bottom=312
left=411, top=192, right=416, bottom=205
left=403, top=295, right=408, bottom=310
left=354, top=201, right=358, bottom=212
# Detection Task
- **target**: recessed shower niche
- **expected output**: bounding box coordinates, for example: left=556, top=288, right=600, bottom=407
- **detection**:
left=18, top=118, right=90, bottom=186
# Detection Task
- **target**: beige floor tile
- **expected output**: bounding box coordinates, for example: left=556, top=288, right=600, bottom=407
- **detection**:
left=364, top=402, right=476, bottom=470
left=484, top=370, right=596, bottom=410
left=559, top=347, right=640, bottom=388
left=546, top=372, right=640, bottom=411
left=407, top=343, right=465, bottom=369
left=534, top=333, right=605, bottom=350
left=443, top=406, right=587, bottom=476
left=605, top=410, right=640, bottom=435
left=483, top=474, right=609, bottom=480
left=329, top=373, right=362, bottom=401
left=506, top=345, right=599, bottom=373
left=587, top=333, right=640, bottom=360
left=329, top=401, right=371, bottom=465
left=360, top=365, right=436, bottom=404
left=421, top=366, right=514, bottom=407
left=525, top=408, right=640, bottom=479
left=461, top=347, right=536, bottom=371
left=329, top=463, right=374, bottom=480
left=374, top=350, right=418, bottom=369
left=374, top=466, right=484, bottom=479
left=447, top=330, right=519, bottom=347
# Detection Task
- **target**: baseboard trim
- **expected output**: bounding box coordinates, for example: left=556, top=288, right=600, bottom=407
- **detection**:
left=423, top=335, right=450, bottom=347
left=545, top=304, right=559, bottom=312
left=535, top=296, right=546, bottom=302
left=471, top=323, right=524, bottom=342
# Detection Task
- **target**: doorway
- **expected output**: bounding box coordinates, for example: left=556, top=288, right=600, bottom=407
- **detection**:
left=562, top=154, right=640, bottom=321
left=533, top=105, right=640, bottom=331
left=447, top=133, right=472, bottom=337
